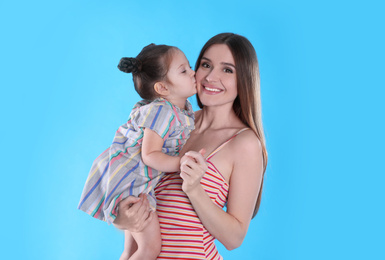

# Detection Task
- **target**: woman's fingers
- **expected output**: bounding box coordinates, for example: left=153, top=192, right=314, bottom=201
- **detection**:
left=185, top=151, right=206, bottom=166
left=119, top=195, right=141, bottom=209
left=131, top=195, right=150, bottom=227
left=180, top=157, right=195, bottom=173
left=129, top=194, right=146, bottom=213
left=113, top=194, right=151, bottom=232
left=133, top=195, right=153, bottom=231
left=180, top=150, right=209, bottom=194
left=140, top=210, right=155, bottom=229
left=183, top=151, right=208, bottom=173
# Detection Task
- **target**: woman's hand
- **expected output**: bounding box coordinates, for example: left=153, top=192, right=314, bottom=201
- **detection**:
left=113, top=194, right=153, bottom=232
left=180, top=149, right=208, bottom=194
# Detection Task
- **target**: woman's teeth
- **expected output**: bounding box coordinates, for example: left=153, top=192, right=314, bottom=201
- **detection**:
left=205, top=86, right=221, bottom=92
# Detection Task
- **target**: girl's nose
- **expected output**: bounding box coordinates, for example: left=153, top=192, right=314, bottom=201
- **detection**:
left=190, top=68, right=195, bottom=77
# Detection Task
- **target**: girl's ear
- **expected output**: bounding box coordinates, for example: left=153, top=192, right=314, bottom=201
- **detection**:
left=154, top=82, right=169, bottom=96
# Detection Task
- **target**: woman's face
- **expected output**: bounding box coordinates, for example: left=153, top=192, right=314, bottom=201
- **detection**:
left=195, top=44, right=237, bottom=108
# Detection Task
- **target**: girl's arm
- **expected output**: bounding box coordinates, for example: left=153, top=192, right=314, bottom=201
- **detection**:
left=180, top=131, right=263, bottom=250
left=141, top=128, right=181, bottom=172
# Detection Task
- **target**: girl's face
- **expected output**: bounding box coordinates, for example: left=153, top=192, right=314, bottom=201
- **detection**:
left=166, top=50, right=197, bottom=101
left=195, top=44, right=237, bottom=108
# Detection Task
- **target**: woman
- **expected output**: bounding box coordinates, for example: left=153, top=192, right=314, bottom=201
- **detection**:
left=114, top=33, right=268, bottom=259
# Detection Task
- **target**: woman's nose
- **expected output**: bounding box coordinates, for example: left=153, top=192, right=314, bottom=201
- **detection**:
left=205, top=68, right=218, bottom=82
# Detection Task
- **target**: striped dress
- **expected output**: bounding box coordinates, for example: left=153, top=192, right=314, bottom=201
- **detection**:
left=78, top=98, right=195, bottom=224
left=154, top=129, right=249, bottom=259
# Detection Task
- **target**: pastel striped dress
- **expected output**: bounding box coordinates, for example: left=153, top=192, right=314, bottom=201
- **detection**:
left=154, top=129, right=249, bottom=259
left=78, top=98, right=195, bottom=224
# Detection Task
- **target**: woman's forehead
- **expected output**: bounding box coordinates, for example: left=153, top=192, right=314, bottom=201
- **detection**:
left=203, top=44, right=235, bottom=64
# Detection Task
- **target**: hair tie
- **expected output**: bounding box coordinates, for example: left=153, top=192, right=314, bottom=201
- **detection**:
left=117, top=57, right=142, bottom=73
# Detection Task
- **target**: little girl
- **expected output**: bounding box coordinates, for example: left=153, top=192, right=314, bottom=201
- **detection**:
left=78, top=43, right=196, bottom=260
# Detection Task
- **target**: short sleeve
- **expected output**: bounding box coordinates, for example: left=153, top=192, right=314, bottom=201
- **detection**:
left=133, top=101, right=176, bottom=140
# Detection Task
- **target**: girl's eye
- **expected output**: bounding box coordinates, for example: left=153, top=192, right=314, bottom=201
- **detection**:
left=224, top=68, right=233, bottom=73
left=182, top=70, right=187, bottom=73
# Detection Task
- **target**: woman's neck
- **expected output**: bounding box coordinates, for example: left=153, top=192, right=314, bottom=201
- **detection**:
left=195, top=104, right=242, bottom=132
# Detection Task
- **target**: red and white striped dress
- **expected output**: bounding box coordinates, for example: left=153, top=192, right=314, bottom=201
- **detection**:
left=154, top=129, right=248, bottom=259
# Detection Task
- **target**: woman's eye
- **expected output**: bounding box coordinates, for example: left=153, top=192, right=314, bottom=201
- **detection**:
left=224, top=68, right=233, bottom=73
left=201, top=62, right=210, bottom=68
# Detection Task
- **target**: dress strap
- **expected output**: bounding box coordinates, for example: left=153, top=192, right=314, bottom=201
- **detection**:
left=206, top=128, right=250, bottom=160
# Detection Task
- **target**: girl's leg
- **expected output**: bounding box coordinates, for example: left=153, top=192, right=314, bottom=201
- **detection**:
left=119, top=231, right=138, bottom=260
left=129, top=211, right=162, bottom=260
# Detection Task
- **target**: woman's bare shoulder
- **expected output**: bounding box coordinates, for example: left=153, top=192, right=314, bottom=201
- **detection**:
left=231, top=129, right=262, bottom=156
left=228, top=129, right=263, bottom=185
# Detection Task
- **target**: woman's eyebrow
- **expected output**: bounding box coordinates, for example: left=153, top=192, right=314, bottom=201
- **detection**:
left=201, top=57, right=235, bottom=68
left=222, top=62, right=235, bottom=68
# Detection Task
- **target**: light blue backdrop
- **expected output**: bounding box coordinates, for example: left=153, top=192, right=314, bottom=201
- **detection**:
left=1, top=0, right=384, bottom=259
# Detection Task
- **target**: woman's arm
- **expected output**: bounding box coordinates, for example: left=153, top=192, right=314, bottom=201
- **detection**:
left=141, top=128, right=181, bottom=172
left=180, top=132, right=263, bottom=250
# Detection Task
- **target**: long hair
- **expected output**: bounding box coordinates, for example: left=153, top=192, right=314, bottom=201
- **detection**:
left=195, top=33, right=268, bottom=218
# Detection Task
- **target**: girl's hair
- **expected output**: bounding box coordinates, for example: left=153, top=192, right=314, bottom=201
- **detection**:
left=195, top=33, right=268, bottom=219
left=118, top=44, right=178, bottom=100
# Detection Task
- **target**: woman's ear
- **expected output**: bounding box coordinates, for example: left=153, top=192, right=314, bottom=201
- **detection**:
left=154, top=82, right=169, bottom=96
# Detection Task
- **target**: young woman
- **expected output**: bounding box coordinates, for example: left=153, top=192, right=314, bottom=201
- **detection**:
left=113, top=33, right=268, bottom=259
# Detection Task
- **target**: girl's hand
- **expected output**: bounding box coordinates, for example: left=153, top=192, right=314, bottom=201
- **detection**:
left=180, top=149, right=208, bottom=194
left=113, top=194, right=153, bottom=232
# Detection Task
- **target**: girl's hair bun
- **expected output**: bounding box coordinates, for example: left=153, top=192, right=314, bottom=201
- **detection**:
left=117, top=57, right=142, bottom=73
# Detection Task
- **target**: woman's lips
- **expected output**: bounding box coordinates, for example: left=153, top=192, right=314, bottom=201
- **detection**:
left=202, top=85, right=222, bottom=94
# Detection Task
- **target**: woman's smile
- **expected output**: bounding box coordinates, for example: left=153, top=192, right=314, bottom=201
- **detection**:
left=202, top=84, right=223, bottom=94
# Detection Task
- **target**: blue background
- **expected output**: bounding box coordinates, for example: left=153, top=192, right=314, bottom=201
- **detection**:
left=1, top=0, right=384, bottom=259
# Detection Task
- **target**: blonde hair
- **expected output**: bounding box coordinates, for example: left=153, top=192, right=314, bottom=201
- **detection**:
left=195, top=33, right=268, bottom=218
